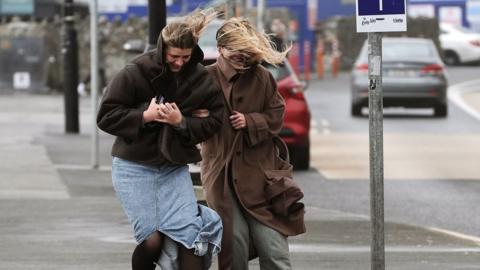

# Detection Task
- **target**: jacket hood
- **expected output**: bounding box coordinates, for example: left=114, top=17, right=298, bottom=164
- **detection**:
left=155, top=34, right=205, bottom=66
left=130, top=34, right=205, bottom=82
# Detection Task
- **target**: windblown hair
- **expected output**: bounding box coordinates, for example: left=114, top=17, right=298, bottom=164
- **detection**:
left=216, top=17, right=291, bottom=65
left=160, top=8, right=218, bottom=49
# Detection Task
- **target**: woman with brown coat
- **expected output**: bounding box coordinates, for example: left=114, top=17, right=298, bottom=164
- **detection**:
left=97, top=10, right=223, bottom=270
left=201, top=18, right=305, bottom=270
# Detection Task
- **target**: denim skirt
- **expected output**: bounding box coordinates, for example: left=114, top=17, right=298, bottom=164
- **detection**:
left=112, top=157, right=222, bottom=256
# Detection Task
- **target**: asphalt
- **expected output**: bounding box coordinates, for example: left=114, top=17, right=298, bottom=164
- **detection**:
left=0, top=80, right=480, bottom=269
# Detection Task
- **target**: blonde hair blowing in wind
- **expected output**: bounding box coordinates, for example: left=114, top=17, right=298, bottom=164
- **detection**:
left=216, top=17, right=291, bottom=65
left=160, top=8, right=218, bottom=49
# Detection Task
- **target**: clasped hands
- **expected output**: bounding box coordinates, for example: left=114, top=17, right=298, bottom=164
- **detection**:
left=143, top=97, right=246, bottom=129
left=143, top=97, right=183, bottom=127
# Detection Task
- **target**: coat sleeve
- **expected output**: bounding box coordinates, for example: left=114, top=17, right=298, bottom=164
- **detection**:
left=180, top=72, right=225, bottom=145
left=96, top=67, right=147, bottom=141
left=244, top=71, right=285, bottom=147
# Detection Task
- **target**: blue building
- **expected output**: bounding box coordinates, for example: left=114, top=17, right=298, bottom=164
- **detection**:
left=100, top=0, right=473, bottom=73
left=100, top=0, right=315, bottom=73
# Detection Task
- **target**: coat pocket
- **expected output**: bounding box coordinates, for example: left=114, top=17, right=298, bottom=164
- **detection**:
left=264, top=168, right=304, bottom=217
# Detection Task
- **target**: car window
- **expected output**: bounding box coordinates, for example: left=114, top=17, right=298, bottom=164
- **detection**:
left=383, top=42, right=436, bottom=61
left=263, top=63, right=290, bottom=80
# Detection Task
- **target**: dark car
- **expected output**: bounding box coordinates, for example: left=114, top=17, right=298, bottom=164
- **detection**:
left=350, top=37, right=448, bottom=117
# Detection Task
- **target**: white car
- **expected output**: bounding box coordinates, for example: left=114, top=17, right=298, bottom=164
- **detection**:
left=439, top=23, right=480, bottom=65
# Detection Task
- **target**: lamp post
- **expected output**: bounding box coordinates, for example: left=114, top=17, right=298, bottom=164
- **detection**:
left=147, top=0, right=166, bottom=51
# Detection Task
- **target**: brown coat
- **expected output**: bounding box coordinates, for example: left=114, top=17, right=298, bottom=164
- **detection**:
left=97, top=36, right=224, bottom=166
left=201, top=56, right=305, bottom=268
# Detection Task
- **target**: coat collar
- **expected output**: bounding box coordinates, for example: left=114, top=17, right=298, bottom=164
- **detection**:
left=216, top=55, right=239, bottom=83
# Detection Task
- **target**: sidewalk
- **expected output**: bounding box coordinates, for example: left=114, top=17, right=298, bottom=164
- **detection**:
left=0, top=92, right=479, bottom=269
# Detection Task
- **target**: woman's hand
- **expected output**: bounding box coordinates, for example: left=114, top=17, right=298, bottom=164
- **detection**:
left=155, top=102, right=184, bottom=127
left=143, top=98, right=160, bottom=123
left=229, top=111, right=246, bottom=130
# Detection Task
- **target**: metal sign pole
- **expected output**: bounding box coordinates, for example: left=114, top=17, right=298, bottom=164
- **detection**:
left=357, top=0, right=406, bottom=269
left=89, top=0, right=99, bottom=169
left=368, top=31, right=385, bottom=270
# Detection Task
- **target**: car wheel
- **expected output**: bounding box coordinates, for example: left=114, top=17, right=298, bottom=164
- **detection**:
left=434, top=104, right=448, bottom=117
left=289, top=141, right=310, bottom=170
left=444, top=51, right=460, bottom=66
left=351, top=104, right=363, bottom=116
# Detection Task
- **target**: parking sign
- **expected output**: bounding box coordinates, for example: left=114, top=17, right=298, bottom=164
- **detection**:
left=356, top=0, right=407, bottom=32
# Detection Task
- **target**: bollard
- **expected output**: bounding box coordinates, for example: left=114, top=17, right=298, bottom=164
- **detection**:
left=331, top=38, right=341, bottom=78
left=63, top=0, right=79, bottom=134
left=331, top=54, right=340, bottom=78
left=316, top=41, right=324, bottom=79
left=303, top=41, right=311, bottom=81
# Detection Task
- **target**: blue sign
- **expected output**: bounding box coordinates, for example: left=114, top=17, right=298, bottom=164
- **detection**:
left=358, top=0, right=405, bottom=16
left=356, top=0, right=407, bottom=32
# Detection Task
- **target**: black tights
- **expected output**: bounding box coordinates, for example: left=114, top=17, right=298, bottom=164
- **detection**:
left=132, top=232, right=163, bottom=270
left=131, top=231, right=204, bottom=270
left=178, top=242, right=204, bottom=270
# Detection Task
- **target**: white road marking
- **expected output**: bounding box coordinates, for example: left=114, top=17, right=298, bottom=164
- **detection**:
left=426, top=227, right=480, bottom=245
left=101, top=234, right=480, bottom=253
left=448, top=79, right=480, bottom=122
left=54, top=164, right=112, bottom=171
left=289, top=243, right=480, bottom=253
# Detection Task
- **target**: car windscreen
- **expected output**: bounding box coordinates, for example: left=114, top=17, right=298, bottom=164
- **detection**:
left=359, top=40, right=438, bottom=62
left=383, top=42, right=436, bottom=61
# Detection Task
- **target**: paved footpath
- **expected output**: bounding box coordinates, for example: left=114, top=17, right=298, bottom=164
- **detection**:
left=0, top=92, right=479, bottom=269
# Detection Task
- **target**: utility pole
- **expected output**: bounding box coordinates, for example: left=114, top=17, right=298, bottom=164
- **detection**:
left=89, top=0, right=99, bottom=169
left=63, top=0, right=79, bottom=133
left=256, top=0, right=265, bottom=31
left=147, top=0, right=166, bottom=51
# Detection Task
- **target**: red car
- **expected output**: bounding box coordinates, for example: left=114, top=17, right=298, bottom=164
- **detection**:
left=263, top=61, right=310, bottom=170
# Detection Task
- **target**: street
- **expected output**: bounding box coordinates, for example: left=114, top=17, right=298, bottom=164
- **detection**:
left=0, top=66, right=479, bottom=269
left=304, top=66, right=480, bottom=238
